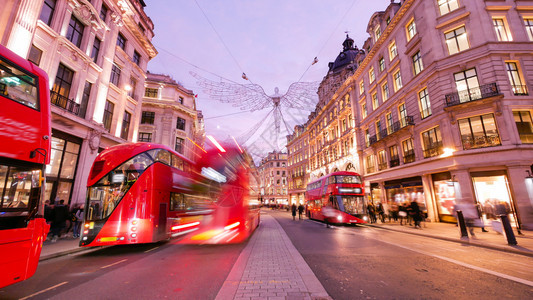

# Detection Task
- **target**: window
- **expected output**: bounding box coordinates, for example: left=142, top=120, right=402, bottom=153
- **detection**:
left=133, top=51, right=141, bottom=66
left=128, top=77, right=137, bottom=99
left=144, top=87, right=158, bottom=98
left=375, top=26, right=381, bottom=40
left=389, top=41, right=397, bottom=61
left=110, top=64, right=121, bottom=86
left=493, top=18, right=512, bottom=41
left=0, top=57, right=39, bottom=109
left=103, top=100, right=114, bottom=132
left=454, top=68, right=480, bottom=102
left=399, top=103, right=407, bottom=127
left=100, top=3, right=108, bottom=22
left=79, top=81, right=91, bottom=119
left=514, top=111, right=533, bottom=143
left=91, top=37, right=101, bottom=64
left=52, top=63, right=74, bottom=102
left=376, top=120, right=382, bottom=140
left=393, top=70, right=402, bottom=91
left=382, top=82, right=389, bottom=101
left=379, top=57, right=385, bottom=72
left=505, top=62, right=528, bottom=95
left=525, top=18, right=533, bottom=41
left=419, top=88, right=432, bottom=119
left=438, top=0, right=459, bottom=16
left=179, top=96, right=184, bottom=104
left=359, top=81, right=365, bottom=95
left=369, top=67, right=375, bottom=83
left=66, top=16, right=84, bottom=48
left=402, top=138, right=415, bottom=163
left=366, top=155, right=375, bottom=173
left=386, top=113, right=393, bottom=134
left=361, top=102, right=367, bottom=119
left=389, top=145, right=399, bottom=167
left=458, top=114, right=500, bottom=150
left=39, top=0, right=56, bottom=26
left=176, top=117, right=186, bottom=130
left=121, top=111, right=131, bottom=139
left=412, top=51, right=423, bottom=75
left=445, top=26, right=469, bottom=55
left=117, top=33, right=126, bottom=50
left=421, top=126, right=443, bottom=158
left=377, top=150, right=387, bottom=170
left=28, top=45, right=43, bottom=66
left=406, top=19, right=417, bottom=41
left=175, top=137, right=184, bottom=153
left=372, top=92, right=379, bottom=110
left=141, top=111, right=155, bottom=124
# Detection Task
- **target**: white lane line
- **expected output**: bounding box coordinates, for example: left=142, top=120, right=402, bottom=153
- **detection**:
left=100, top=259, right=128, bottom=269
left=144, top=246, right=160, bottom=253
left=371, top=236, right=533, bottom=287
left=19, top=281, right=68, bottom=300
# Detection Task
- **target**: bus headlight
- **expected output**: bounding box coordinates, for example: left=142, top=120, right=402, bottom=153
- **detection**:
left=337, top=215, right=342, bottom=221
left=363, top=216, right=368, bottom=221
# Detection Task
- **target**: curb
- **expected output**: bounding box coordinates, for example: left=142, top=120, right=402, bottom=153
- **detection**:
left=39, top=246, right=106, bottom=262
left=365, top=224, right=533, bottom=258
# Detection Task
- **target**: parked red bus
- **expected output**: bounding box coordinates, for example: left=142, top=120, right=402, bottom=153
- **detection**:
left=181, top=142, right=260, bottom=244
left=306, top=171, right=367, bottom=225
left=0, top=44, right=51, bottom=288
left=80, top=143, right=213, bottom=247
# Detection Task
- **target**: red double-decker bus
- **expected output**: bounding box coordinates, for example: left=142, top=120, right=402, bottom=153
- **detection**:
left=80, top=143, right=214, bottom=247
left=305, top=171, right=367, bottom=224
left=0, top=44, right=51, bottom=288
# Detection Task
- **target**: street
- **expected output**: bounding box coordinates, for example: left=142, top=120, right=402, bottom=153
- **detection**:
left=1, top=209, right=532, bottom=299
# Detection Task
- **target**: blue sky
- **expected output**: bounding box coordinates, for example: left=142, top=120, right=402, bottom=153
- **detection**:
left=145, top=0, right=390, bottom=159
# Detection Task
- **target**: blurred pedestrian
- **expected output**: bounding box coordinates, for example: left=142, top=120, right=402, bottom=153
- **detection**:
left=44, top=200, right=53, bottom=224
left=454, top=202, right=482, bottom=237
left=367, top=202, right=376, bottom=223
left=291, top=203, right=297, bottom=220
left=322, top=206, right=335, bottom=228
left=399, top=203, right=408, bottom=225
left=298, top=204, right=304, bottom=220
left=50, top=200, right=69, bottom=242
left=376, top=202, right=385, bottom=223
left=409, top=201, right=422, bottom=229
left=73, top=204, right=84, bottom=238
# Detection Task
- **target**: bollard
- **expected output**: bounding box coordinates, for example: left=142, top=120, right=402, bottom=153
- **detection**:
left=499, top=214, right=517, bottom=245
left=456, top=210, right=469, bottom=239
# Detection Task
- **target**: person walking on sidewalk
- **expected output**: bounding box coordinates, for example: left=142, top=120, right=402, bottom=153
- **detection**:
left=367, top=202, right=376, bottom=224
left=409, top=201, right=423, bottom=229
left=50, top=200, right=69, bottom=242
left=291, top=203, right=297, bottom=220
left=73, top=204, right=84, bottom=238
left=298, top=204, right=304, bottom=220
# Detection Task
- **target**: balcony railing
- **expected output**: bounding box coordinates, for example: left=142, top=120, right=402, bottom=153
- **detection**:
left=445, top=82, right=500, bottom=107
left=511, top=85, right=529, bottom=96
left=366, top=166, right=376, bottom=174
left=423, top=142, right=444, bottom=158
left=461, top=135, right=501, bottom=150
left=51, top=90, right=81, bottom=116
left=368, top=116, right=414, bottom=146
left=378, top=162, right=387, bottom=171
left=390, top=157, right=400, bottom=168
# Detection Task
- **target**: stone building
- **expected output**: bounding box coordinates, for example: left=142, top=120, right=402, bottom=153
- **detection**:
left=350, top=0, right=533, bottom=229
left=139, top=72, right=205, bottom=161
left=0, top=0, right=156, bottom=205
left=286, top=125, right=308, bottom=205
left=258, top=151, right=288, bottom=207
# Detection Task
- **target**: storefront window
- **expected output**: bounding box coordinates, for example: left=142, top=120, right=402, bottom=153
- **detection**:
left=472, top=173, right=517, bottom=226
left=433, top=180, right=456, bottom=222
left=45, top=133, right=81, bottom=204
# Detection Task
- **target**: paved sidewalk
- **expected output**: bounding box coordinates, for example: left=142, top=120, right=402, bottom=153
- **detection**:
left=365, top=219, right=533, bottom=257
left=216, top=214, right=331, bottom=300
left=40, top=236, right=90, bottom=261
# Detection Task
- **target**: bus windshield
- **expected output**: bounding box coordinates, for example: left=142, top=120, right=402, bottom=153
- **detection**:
left=338, top=195, right=365, bottom=215
left=86, top=152, right=153, bottom=221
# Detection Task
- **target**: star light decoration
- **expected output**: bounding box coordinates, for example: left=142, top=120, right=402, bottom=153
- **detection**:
left=190, top=71, right=320, bottom=153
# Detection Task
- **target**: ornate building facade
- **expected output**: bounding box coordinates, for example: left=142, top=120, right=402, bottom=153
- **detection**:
left=0, top=0, right=156, bottom=205
left=286, top=125, right=308, bottom=205
left=139, top=72, right=205, bottom=161
left=258, top=151, right=288, bottom=207
left=350, top=0, right=533, bottom=229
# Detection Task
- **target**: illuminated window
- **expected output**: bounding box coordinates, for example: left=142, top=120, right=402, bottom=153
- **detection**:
left=393, top=70, right=402, bottom=92
left=379, top=57, right=385, bottom=72
left=513, top=111, right=533, bottom=144
left=378, top=150, right=387, bottom=171
left=375, top=26, right=381, bottom=40
left=382, top=82, right=389, bottom=101
left=386, top=112, right=393, bottom=134
left=418, top=88, right=432, bottom=119
left=399, top=103, right=407, bottom=127
left=369, top=67, right=375, bottom=83
left=445, top=26, right=469, bottom=55
left=412, top=51, right=424, bottom=75
left=524, top=18, right=533, bottom=41
left=505, top=62, right=528, bottom=95
left=359, top=81, right=365, bottom=95
left=121, top=111, right=131, bottom=139
left=493, top=18, right=512, bottom=41
left=421, top=126, right=443, bottom=158
left=402, top=138, right=415, bottom=163
left=372, top=92, right=379, bottom=110
left=376, top=120, right=382, bottom=140
left=144, top=87, right=158, bottom=98
left=361, top=101, right=367, bottom=119
left=454, top=68, right=480, bottom=102
left=389, top=145, right=399, bottom=167
left=52, top=63, right=74, bottom=102
left=406, top=19, right=417, bottom=41
left=366, top=155, right=375, bottom=173
left=438, top=0, right=459, bottom=16
left=458, top=114, right=500, bottom=150
left=389, top=41, right=398, bottom=61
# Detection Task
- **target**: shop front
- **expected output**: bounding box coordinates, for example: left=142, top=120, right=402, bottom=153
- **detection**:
left=432, top=172, right=456, bottom=223
left=384, top=176, right=427, bottom=213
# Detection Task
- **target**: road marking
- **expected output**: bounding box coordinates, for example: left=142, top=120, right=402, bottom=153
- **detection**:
left=144, top=246, right=160, bottom=253
left=100, top=259, right=128, bottom=269
left=366, top=234, right=533, bottom=287
left=19, top=281, right=68, bottom=300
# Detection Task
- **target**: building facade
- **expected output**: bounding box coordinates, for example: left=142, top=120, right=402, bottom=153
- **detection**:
left=350, top=0, right=533, bottom=229
left=258, top=151, right=288, bottom=207
left=140, top=72, right=205, bottom=161
left=0, top=0, right=157, bottom=205
left=286, top=125, right=308, bottom=205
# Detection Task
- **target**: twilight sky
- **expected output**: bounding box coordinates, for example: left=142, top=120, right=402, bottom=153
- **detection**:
left=145, top=0, right=390, bottom=160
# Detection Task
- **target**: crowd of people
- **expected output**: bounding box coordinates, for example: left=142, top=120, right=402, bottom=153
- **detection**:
left=44, top=200, right=84, bottom=242
left=366, top=201, right=427, bottom=229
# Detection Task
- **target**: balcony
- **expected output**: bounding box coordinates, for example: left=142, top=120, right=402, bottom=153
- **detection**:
left=511, top=85, right=528, bottom=96
left=368, top=116, right=414, bottom=146
left=389, top=156, right=400, bottom=168
left=423, top=142, right=443, bottom=158
left=461, top=135, right=501, bottom=150
left=403, top=150, right=415, bottom=164
left=51, top=90, right=81, bottom=116
left=445, top=82, right=500, bottom=107
left=378, top=162, right=387, bottom=171
left=366, top=166, right=376, bottom=174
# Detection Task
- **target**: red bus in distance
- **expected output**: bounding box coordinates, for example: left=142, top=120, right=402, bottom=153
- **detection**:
left=0, top=43, right=51, bottom=288
left=80, top=143, right=214, bottom=247
left=305, top=171, right=367, bottom=225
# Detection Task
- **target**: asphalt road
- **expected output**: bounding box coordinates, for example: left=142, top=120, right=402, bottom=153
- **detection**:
left=272, top=210, right=533, bottom=299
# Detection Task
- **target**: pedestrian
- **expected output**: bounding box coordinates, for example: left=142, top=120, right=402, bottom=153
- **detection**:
left=390, top=202, right=399, bottom=222
left=50, top=200, right=69, bottom=242
left=409, top=201, right=422, bottom=229
left=398, top=203, right=407, bottom=225
left=44, top=200, right=53, bottom=224
left=367, top=202, right=376, bottom=223
left=298, top=204, right=304, bottom=220
left=73, top=204, right=84, bottom=238
left=291, top=203, right=297, bottom=220
left=376, top=202, right=385, bottom=223
left=455, top=202, right=483, bottom=237
left=322, top=206, right=335, bottom=228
